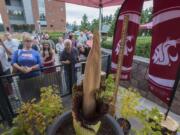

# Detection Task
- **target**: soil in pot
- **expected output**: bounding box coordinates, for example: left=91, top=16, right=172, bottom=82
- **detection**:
left=117, top=118, right=131, bottom=135
left=55, top=119, right=116, bottom=135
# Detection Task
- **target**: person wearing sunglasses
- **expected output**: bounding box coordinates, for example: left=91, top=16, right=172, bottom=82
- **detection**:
left=11, top=34, right=42, bottom=79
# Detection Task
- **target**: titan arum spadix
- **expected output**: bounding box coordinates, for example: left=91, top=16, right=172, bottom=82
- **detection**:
left=83, top=30, right=101, bottom=119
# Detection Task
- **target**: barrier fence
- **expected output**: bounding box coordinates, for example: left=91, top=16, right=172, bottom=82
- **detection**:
left=0, top=54, right=111, bottom=124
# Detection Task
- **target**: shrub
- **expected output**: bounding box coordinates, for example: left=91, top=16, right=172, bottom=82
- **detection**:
left=135, top=36, right=151, bottom=58
left=101, top=36, right=152, bottom=58
left=48, top=32, right=64, bottom=43
left=119, top=88, right=141, bottom=119
left=2, top=86, right=64, bottom=135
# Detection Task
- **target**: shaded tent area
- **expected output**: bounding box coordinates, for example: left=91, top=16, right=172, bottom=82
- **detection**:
left=56, top=0, right=124, bottom=8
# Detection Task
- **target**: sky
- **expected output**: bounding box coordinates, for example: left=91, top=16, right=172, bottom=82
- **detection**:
left=0, top=1, right=152, bottom=24
left=66, top=1, right=153, bottom=25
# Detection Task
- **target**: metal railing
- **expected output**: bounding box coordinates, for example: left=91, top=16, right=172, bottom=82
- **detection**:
left=0, top=54, right=111, bottom=124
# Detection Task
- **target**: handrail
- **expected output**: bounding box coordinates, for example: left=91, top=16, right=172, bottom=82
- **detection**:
left=0, top=54, right=110, bottom=79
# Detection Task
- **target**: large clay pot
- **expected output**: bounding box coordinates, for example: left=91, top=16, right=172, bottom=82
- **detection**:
left=47, top=111, right=124, bottom=135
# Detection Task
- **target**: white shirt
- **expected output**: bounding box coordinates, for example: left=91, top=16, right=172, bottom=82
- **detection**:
left=56, top=43, right=64, bottom=53
left=4, top=39, right=19, bottom=58
left=0, top=46, right=11, bottom=72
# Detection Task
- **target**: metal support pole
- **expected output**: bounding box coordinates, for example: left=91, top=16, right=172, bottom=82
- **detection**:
left=99, top=0, right=102, bottom=43
left=99, top=7, right=102, bottom=42
left=99, top=7, right=102, bottom=34
left=165, top=64, right=180, bottom=120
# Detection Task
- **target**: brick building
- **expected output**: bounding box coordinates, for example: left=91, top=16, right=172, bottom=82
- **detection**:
left=0, top=0, right=66, bottom=32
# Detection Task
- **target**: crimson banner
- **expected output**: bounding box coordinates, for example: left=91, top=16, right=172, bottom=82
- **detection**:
left=111, top=0, right=144, bottom=80
left=148, top=0, right=180, bottom=104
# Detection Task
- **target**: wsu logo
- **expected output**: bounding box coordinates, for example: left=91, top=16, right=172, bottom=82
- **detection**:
left=115, top=36, right=134, bottom=56
left=152, top=38, right=180, bottom=66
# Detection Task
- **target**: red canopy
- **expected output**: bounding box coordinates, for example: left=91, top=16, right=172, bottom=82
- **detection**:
left=56, top=0, right=124, bottom=8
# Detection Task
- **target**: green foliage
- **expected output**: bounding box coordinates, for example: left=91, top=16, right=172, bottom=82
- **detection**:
left=119, top=89, right=165, bottom=135
left=101, top=36, right=151, bottom=58
left=140, top=7, right=152, bottom=24
left=90, top=19, right=99, bottom=32
left=135, top=36, right=151, bottom=58
left=139, top=7, right=152, bottom=36
left=48, top=32, right=64, bottom=43
left=108, top=8, right=120, bottom=37
left=119, top=88, right=141, bottom=119
left=2, top=86, right=63, bottom=135
left=72, top=21, right=78, bottom=32
left=103, top=15, right=113, bottom=25
left=80, top=14, right=90, bottom=31
left=99, top=75, right=116, bottom=103
left=135, top=108, right=164, bottom=135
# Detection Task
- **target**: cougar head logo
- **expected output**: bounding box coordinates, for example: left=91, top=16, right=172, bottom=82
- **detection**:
left=115, top=36, right=134, bottom=56
left=152, top=38, right=180, bottom=66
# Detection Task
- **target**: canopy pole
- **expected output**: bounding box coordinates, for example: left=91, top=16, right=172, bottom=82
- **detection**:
left=99, top=6, right=102, bottom=42
left=99, top=0, right=102, bottom=42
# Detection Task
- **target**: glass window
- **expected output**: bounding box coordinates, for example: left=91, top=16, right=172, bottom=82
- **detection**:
left=8, top=9, right=25, bottom=20
left=38, top=0, right=46, bottom=22
left=5, top=0, right=11, bottom=5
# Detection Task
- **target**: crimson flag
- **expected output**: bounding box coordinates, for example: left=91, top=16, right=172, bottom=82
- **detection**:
left=111, top=0, right=144, bottom=80
left=148, top=0, right=180, bottom=104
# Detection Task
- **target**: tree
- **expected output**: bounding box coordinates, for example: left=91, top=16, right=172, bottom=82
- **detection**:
left=140, top=7, right=152, bottom=24
left=108, top=8, right=120, bottom=37
left=80, top=14, right=90, bottom=31
left=72, top=21, right=78, bottom=32
left=90, top=19, right=99, bottom=32
left=103, top=15, right=113, bottom=25
left=139, top=7, right=152, bottom=36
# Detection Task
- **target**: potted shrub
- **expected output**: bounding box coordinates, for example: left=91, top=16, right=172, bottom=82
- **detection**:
left=117, top=88, right=179, bottom=135
left=117, top=88, right=141, bottom=135
left=1, top=86, right=64, bottom=135
left=47, top=31, right=123, bottom=135
left=136, top=107, right=179, bottom=135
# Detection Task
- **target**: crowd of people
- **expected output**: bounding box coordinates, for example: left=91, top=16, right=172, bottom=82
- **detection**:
left=0, top=31, right=93, bottom=97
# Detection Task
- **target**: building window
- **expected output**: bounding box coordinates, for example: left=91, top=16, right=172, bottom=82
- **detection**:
left=38, top=0, right=47, bottom=23
left=8, top=9, right=25, bottom=21
left=5, top=0, right=11, bottom=5
left=40, top=13, right=46, bottom=21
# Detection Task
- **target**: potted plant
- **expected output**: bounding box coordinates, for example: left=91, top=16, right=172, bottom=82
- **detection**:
left=47, top=31, right=123, bottom=135
left=117, top=88, right=141, bottom=135
left=117, top=88, right=179, bottom=135
left=136, top=107, right=179, bottom=135
left=1, top=86, right=64, bottom=135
